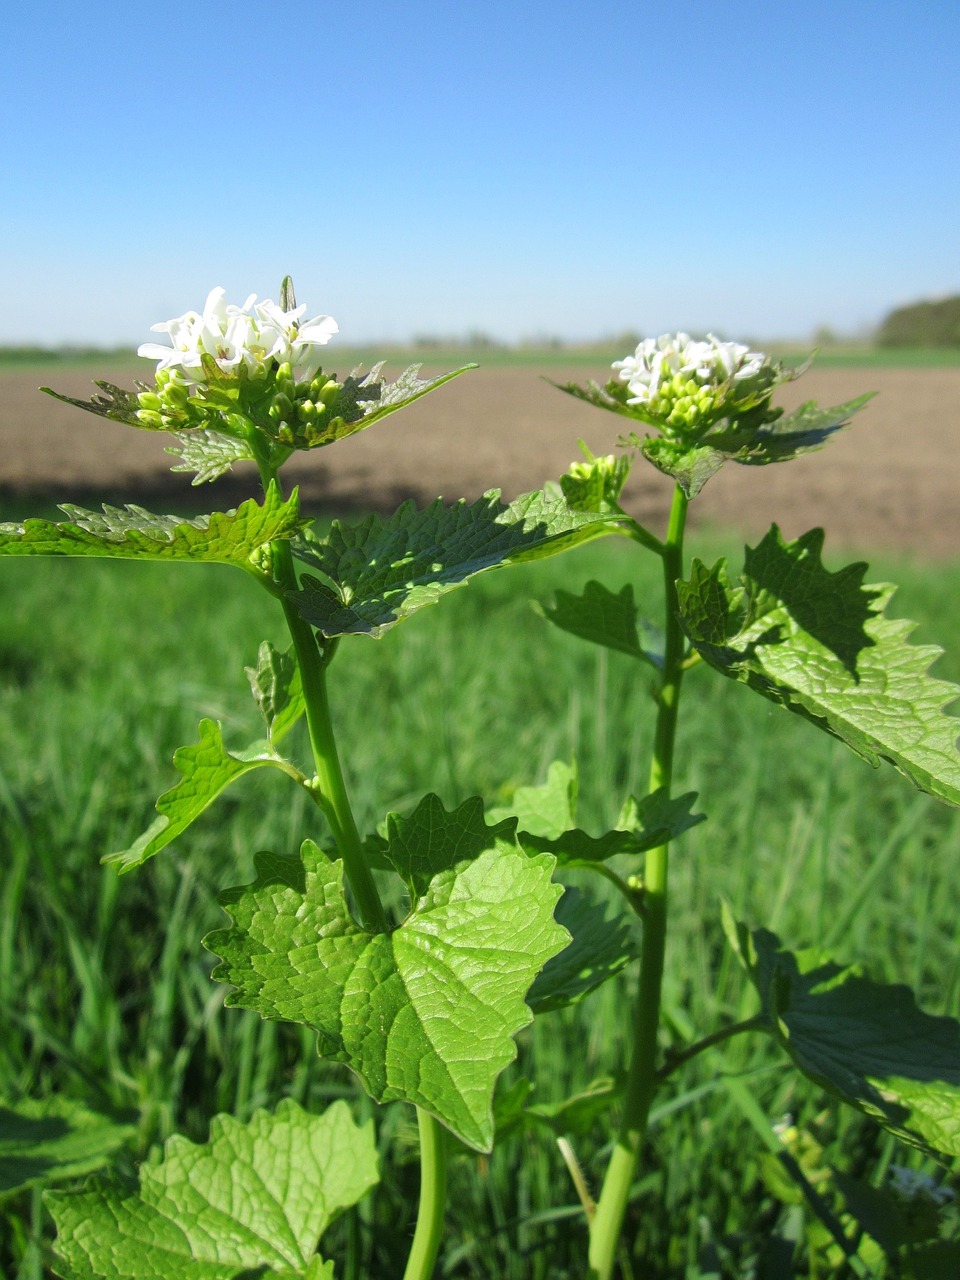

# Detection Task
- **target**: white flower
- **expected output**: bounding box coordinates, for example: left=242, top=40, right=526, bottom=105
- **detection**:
left=138, top=286, right=338, bottom=386
left=611, top=331, right=773, bottom=433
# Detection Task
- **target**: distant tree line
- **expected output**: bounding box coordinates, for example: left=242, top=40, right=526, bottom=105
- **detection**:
left=876, top=295, right=960, bottom=347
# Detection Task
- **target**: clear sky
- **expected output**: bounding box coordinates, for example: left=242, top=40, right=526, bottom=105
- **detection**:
left=2, top=0, right=957, bottom=346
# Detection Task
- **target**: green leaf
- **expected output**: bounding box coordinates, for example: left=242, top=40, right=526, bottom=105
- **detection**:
left=0, top=1096, right=135, bottom=1196
left=205, top=797, right=568, bottom=1151
left=41, top=380, right=146, bottom=429
left=729, top=393, right=876, bottom=466
left=678, top=526, right=960, bottom=806
left=291, top=486, right=628, bottom=638
left=166, top=429, right=257, bottom=484
left=0, top=485, right=302, bottom=568
left=527, top=887, right=640, bottom=1012
left=724, top=907, right=960, bottom=1158
left=488, top=760, right=577, bottom=838
left=489, top=762, right=703, bottom=861
left=45, top=1099, right=376, bottom=1279
left=246, top=643, right=305, bottom=746
left=537, top=580, right=663, bottom=666
left=107, top=719, right=302, bottom=872
left=305, top=362, right=475, bottom=449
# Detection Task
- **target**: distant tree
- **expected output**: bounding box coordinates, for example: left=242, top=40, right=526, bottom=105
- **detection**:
left=876, top=295, right=960, bottom=347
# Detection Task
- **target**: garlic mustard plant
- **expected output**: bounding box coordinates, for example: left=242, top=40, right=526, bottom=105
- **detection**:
left=3, top=282, right=960, bottom=1280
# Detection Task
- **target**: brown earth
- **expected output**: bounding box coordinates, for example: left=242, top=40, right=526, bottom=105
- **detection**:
left=2, top=363, right=958, bottom=559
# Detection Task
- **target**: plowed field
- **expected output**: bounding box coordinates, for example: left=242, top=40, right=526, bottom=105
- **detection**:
left=3, top=363, right=958, bottom=558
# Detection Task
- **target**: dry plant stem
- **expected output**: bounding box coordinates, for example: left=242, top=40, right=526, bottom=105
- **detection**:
left=588, top=483, right=688, bottom=1280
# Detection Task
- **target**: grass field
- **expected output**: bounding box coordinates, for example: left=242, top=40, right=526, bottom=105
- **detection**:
left=2, top=520, right=959, bottom=1277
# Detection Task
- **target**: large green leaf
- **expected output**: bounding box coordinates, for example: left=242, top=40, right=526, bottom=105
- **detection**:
left=0, top=1096, right=135, bottom=1197
left=45, top=1099, right=376, bottom=1279
left=290, top=486, right=629, bottom=638
left=0, top=485, right=301, bottom=568
left=724, top=909, right=960, bottom=1158
left=107, top=719, right=304, bottom=873
left=205, top=797, right=568, bottom=1151
left=678, top=525, right=960, bottom=806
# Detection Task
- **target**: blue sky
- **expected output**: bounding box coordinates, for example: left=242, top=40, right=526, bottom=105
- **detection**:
left=1, top=0, right=957, bottom=346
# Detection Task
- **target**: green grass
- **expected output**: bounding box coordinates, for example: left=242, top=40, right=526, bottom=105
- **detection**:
left=1, top=525, right=959, bottom=1276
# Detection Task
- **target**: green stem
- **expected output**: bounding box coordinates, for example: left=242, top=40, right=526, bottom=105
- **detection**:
left=403, top=1110, right=448, bottom=1280
left=255, top=453, right=387, bottom=933
left=588, top=483, right=688, bottom=1280
left=254, top=453, right=447, bottom=1271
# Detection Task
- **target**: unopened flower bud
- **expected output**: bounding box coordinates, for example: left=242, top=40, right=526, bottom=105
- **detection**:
left=297, top=399, right=318, bottom=422
left=137, top=391, right=162, bottom=411
left=318, top=379, right=340, bottom=407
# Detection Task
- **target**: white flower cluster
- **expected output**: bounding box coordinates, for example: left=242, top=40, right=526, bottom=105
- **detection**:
left=612, top=332, right=770, bottom=431
left=138, top=287, right=338, bottom=386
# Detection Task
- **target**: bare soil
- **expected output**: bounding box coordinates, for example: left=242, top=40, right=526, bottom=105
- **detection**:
left=2, top=363, right=959, bottom=559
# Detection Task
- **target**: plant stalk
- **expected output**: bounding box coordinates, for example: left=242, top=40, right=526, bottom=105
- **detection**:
left=257, top=458, right=447, bottom=1272
left=403, top=1110, right=448, bottom=1280
left=588, top=483, right=688, bottom=1280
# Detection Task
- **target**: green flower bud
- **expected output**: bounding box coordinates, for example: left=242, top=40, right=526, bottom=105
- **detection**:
left=297, top=399, right=318, bottom=422
left=161, top=382, right=189, bottom=410
left=136, top=409, right=163, bottom=429
left=137, top=391, right=162, bottom=411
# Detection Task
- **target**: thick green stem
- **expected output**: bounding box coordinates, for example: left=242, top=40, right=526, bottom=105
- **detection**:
left=588, top=484, right=688, bottom=1280
left=403, top=1110, right=448, bottom=1280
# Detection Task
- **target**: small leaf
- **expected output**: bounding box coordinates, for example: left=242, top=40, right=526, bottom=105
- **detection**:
left=205, top=798, right=568, bottom=1151
left=41, top=380, right=145, bottom=429
left=489, top=763, right=703, bottom=862
left=280, top=275, right=297, bottom=312
left=634, top=435, right=727, bottom=498
left=730, top=393, right=877, bottom=466
left=246, top=643, right=305, bottom=746
left=537, top=580, right=662, bottom=665
left=166, top=429, right=256, bottom=484
left=107, top=719, right=301, bottom=872
left=0, top=484, right=301, bottom=569
left=678, top=526, right=960, bottom=806
left=291, top=486, right=628, bottom=638
left=0, top=1096, right=136, bottom=1196
left=527, top=887, right=640, bottom=1012
left=724, top=908, right=960, bottom=1158
left=45, top=1098, right=377, bottom=1279
left=487, top=760, right=577, bottom=839
left=293, top=362, right=476, bottom=451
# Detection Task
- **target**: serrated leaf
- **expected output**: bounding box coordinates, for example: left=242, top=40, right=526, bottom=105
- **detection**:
left=0, top=1096, right=136, bottom=1196
left=537, top=580, right=663, bottom=665
left=205, top=798, right=568, bottom=1151
left=678, top=525, right=960, bottom=806
left=730, top=393, right=876, bottom=466
left=489, top=763, right=703, bottom=861
left=527, top=887, right=640, bottom=1011
left=635, top=435, right=728, bottom=498
left=0, top=485, right=301, bottom=568
left=724, top=908, right=960, bottom=1158
left=166, top=429, right=257, bottom=484
left=291, top=486, right=628, bottom=638
left=45, top=1098, right=376, bottom=1279
left=107, top=719, right=301, bottom=872
left=295, top=362, right=476, bottom=451
left=246, top=643, right=305, bottom=746
left=488, top=760, right=577, bottom=838
left=41, top=380, right=146, bottom=429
